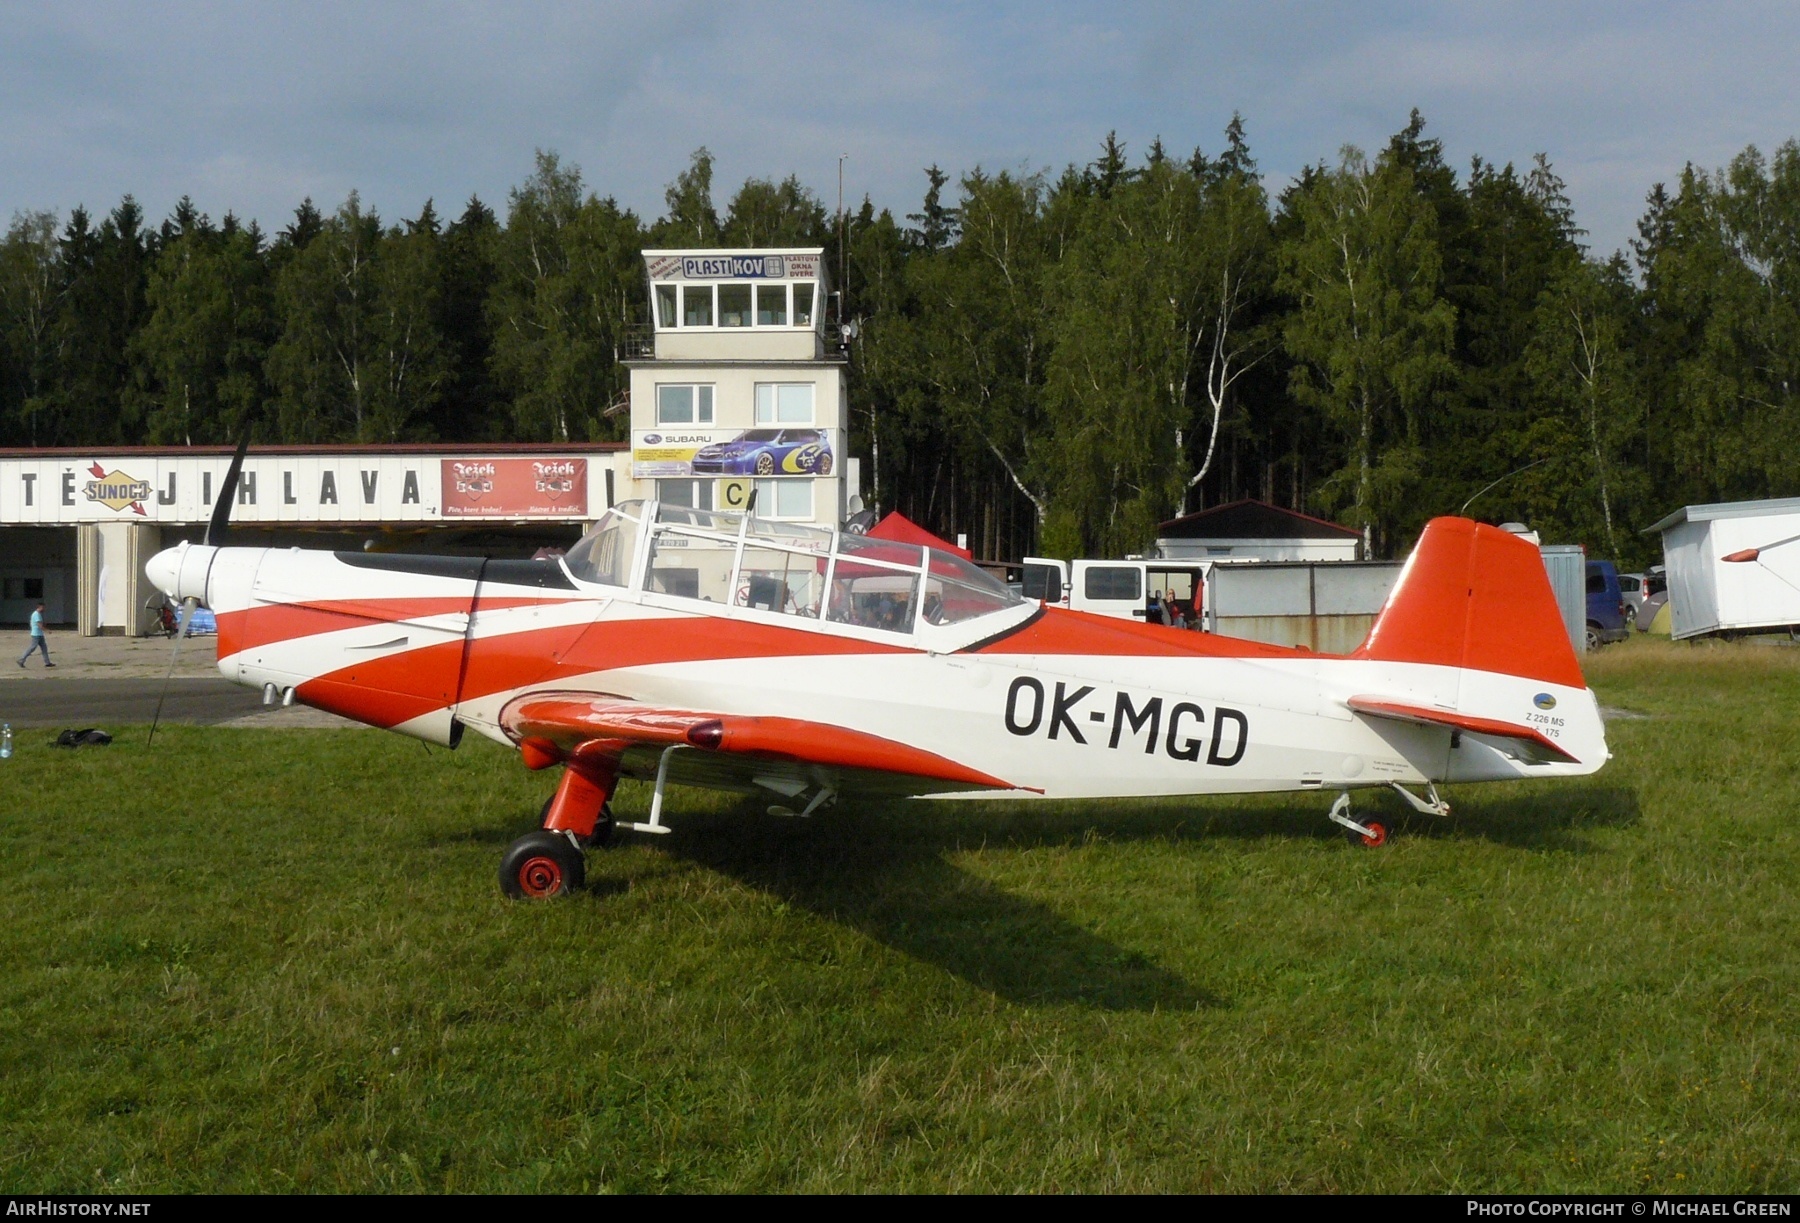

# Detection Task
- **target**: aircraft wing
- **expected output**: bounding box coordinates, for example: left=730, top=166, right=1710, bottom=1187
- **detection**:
left=1345, top=695, right=1579, bottom=765
left=499, top=692, right=1033, bottom=800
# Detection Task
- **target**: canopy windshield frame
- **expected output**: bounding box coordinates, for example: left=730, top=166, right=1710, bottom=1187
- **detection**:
left=561, top=499, right=1031, bottom=646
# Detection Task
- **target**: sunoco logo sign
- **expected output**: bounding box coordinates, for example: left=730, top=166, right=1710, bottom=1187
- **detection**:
left=82, top=462, right=151, bottom=515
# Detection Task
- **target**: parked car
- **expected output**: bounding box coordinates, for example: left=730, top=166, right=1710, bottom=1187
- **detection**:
left=1586, top=560, right=1631, bottom=649
left=1618, top=571, right=1646, bottom=618
left=1635, top=568, right=1669, bottom=632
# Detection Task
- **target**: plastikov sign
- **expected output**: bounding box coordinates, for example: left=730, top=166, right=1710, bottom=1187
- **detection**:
left=644, top=252, right=822, bottom=281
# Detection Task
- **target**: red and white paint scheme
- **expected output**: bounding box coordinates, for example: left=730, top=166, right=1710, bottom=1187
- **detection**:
left=145, top=500, right=1608, bottom=897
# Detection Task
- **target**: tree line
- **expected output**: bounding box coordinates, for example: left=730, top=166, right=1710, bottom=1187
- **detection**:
left=3, top=113, right=1797, bottom=566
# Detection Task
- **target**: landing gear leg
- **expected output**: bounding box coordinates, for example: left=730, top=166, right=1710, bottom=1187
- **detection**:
left=1326, top=790, right=1392, bottom=848
left=1388, top=781, right=1450, bottom=818
left=500, top=759, right=617, bottom=899
left=539, top=794, right=614, bottom=847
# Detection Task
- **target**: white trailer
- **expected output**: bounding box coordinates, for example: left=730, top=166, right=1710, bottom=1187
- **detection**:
left=1646, top=497, right=1800, bottom=640
left=1021, top=555, right=1402, bottom=651
left=1022, top=557, right=1209, bottom=623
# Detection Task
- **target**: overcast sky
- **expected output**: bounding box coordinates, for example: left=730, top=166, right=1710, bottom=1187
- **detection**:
left=4, top=1, right=1798, bottom=257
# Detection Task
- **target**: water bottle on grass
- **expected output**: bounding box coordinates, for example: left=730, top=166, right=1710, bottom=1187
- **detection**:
left=1, top=723, right=11, bottom=759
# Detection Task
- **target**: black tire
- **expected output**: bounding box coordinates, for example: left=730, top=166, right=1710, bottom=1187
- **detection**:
left=754, top=452, right=775, bottom=475
left=1585, top=623, right=1602, bottom=652
left=498, top=831, right=586, bottom=899
left=1346, top=815, right=1392, bottom=848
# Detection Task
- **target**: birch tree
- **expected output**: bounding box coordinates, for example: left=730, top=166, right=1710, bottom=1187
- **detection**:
left=267, top=193, right=383, bottom=440
left=1278, top=146, right=1455, bottom=553
left=1526, top=255, right=1641, bottom=558
left=1184, top=145, right=1274, bottom=504
left=490, top=151, right=643, bottom=441
left=908, top=169, right=1064, bottom=531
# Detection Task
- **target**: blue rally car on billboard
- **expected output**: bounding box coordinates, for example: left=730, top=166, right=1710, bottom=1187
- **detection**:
left=689, top=429, right=834, bottom=476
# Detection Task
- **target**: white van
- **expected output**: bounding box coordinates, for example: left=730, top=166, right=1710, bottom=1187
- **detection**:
left=1021, top=557, right=1209, bottom=625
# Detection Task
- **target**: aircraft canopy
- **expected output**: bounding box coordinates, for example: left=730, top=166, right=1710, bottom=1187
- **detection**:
left=563, top=500, right=1024, bottom=641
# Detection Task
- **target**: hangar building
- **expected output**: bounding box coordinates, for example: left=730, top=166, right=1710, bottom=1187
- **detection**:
left=1155, top=499, right=1364, bottom=563
left=0, top=443, right=628, bottom=634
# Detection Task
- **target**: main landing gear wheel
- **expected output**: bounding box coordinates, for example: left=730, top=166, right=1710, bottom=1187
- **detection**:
left=1348, top=815, right=1392, bottom=848
left=499, top=831, right=586, bottom=900
left=590, top=802, right=615, bottom=848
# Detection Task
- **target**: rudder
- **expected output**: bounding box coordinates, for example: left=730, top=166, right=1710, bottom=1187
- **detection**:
left=1354, top=518, right=1584, bottom=689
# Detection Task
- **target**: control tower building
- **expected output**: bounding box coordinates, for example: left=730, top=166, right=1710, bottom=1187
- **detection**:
left=623, top=248, right=856, bottom=530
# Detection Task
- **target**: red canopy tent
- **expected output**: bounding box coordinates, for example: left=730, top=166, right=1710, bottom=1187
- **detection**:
left=865, top=511, right=972, bottom=560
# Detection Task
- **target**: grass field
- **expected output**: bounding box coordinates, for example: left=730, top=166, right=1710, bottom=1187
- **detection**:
left=1, top=636, right=1797, bottom=1192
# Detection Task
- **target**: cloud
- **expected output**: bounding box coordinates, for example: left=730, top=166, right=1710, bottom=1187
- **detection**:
left=2, top=1, right=1797, bottom=254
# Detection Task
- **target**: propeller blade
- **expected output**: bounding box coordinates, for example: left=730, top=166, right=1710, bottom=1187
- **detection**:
left=146, top=596, right=198, bottom=747
left=206, top=435, right=249, bottom=547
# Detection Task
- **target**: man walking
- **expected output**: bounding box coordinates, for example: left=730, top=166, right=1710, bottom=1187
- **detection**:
left=17, top=602, right=53, bottom=668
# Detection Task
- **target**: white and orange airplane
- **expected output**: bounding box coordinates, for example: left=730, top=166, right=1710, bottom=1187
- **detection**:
left=146, top=481, right=1608, bottom=898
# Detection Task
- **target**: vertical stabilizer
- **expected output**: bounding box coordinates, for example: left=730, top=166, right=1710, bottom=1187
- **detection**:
left=1353, top=518, right=1585, bottom=689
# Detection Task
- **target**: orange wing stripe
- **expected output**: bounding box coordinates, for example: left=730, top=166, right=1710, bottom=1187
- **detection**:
left=502, top=694, right=1027, bottom=792
left=1346, top=696, right=1578, bottom=763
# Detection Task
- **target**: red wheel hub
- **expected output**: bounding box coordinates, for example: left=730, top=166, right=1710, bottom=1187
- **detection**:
left=517, top=855, right=565, bottom=897
left=1360, top=821, right=1389, bottom=848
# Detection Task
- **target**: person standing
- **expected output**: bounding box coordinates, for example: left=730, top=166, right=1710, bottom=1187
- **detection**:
left=17, top=602, right=53, bottom=668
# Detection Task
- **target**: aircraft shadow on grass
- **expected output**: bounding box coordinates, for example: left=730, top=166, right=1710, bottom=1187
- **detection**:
left=429, top=800, right=1212, bottom=1011
left=444, top=777, right=1639, bottom=1009
left=658, top=804, right=1223, bottom=1014
left=647, top=783, right=1638, bottom=1006
left=1413, top=782, right=1641, bottom=853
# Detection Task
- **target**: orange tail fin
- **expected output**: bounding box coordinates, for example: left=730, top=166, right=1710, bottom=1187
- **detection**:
left=1353, top=518, right=1584, bottom=689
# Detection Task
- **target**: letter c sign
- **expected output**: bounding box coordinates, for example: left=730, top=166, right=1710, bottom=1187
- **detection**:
left=718, top=478, right=751, bottom=509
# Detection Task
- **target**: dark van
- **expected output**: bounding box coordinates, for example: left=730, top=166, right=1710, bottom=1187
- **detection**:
left=1585, top=560, right=1631, bottom=649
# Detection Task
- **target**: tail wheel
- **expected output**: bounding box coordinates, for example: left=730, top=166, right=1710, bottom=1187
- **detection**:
left=1350, top=817, right=1391, bottom=848
left=499, top=831, right=586, bottom=899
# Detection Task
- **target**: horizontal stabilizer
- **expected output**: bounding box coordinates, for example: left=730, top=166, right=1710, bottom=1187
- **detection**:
left=1347, top=695, right=1579, bottom=764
